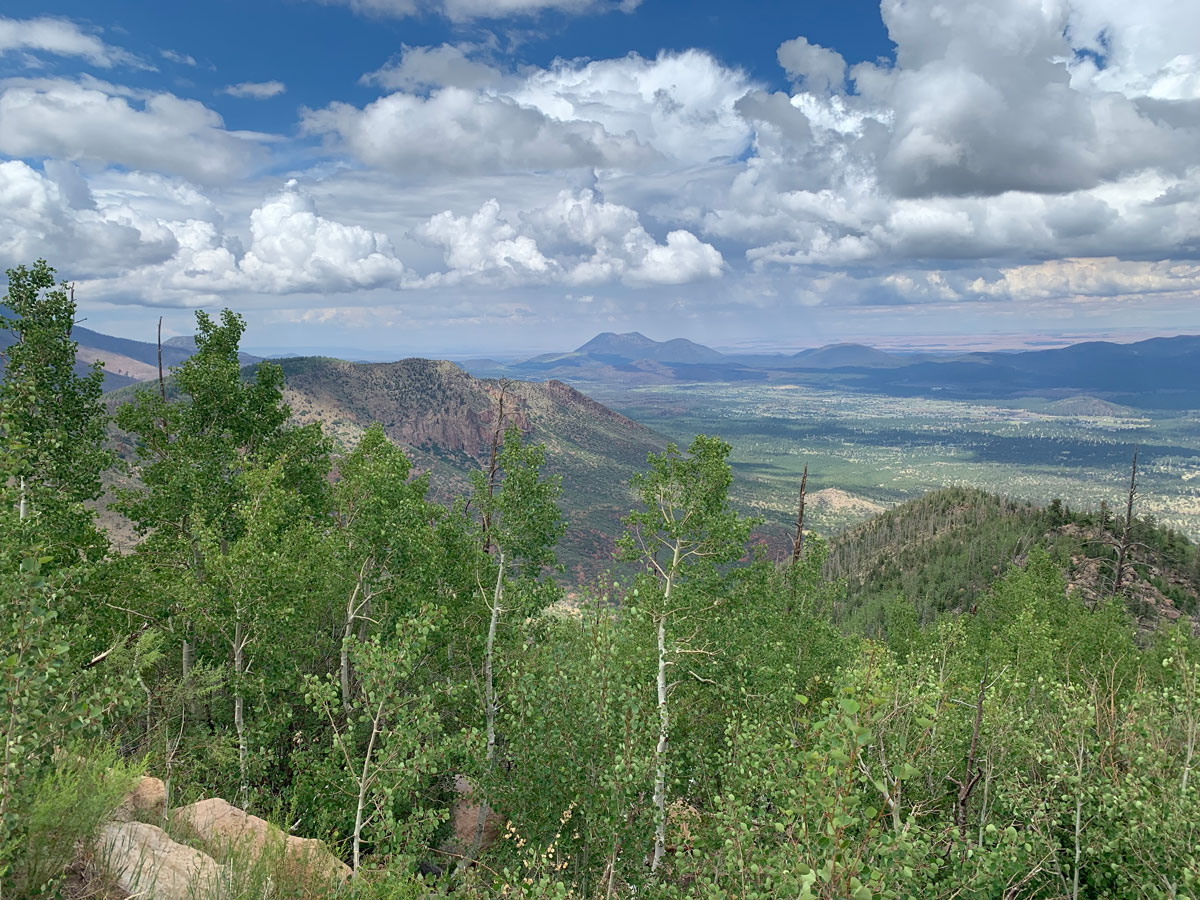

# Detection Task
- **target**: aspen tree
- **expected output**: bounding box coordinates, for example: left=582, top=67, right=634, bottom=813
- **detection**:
left=617, top=435, right=753, bottom=873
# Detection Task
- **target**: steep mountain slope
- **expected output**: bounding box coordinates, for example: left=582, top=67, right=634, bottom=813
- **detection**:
left=274, top=357, right=666, bottom=574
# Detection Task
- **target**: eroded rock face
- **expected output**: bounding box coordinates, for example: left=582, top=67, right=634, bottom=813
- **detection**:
left=173, top=797, right=351, bottom=886
left=112, top=775, right=167, bottom=824
left=98, top=820, right=221, bottom=900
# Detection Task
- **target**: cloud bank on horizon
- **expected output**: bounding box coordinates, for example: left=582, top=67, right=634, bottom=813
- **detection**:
left=0, top=1, right=1198, bottom=351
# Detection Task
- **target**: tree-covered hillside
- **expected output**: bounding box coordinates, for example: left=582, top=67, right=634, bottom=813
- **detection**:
left=5, top=265, right=1200, bottom=900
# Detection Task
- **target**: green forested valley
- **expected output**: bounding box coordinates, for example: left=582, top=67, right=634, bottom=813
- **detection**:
left=6, top=262, right=1200, bottom=900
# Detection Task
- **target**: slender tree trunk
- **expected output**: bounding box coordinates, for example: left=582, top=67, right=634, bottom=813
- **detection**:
left=17, top=476, right=26, bottom=521
left=1183, top=674, right=1197, bottom=795
left=791, top=465, right=808, bottom=564
left=471, top=552, right=505, bottom=856
left=651, top=545, right=679, bottom=874
left=954, top=665, right=987, bottom=838
left=181, top=636, right=193, bottom=682
left=341, top=569, right=366, bottom=713
left=1071, top=738, right=1085, bottom=900
left=353, top=699, right=386, bottom=876
left=652, top=610, right=669, bottom=873
left=481, top=384, right=507, bottom=554
left=233, top=619, right=248, bottom=806
left=1114, top=448, right=1138, bottom=593
left=156, top=316, right=166, bottom=403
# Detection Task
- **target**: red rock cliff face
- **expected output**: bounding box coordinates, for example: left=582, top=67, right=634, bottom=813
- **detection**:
left=281, top=357, right=531, bottom=460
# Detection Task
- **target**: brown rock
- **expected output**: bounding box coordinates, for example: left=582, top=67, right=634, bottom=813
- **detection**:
left=113, top=775, right=167, bottom=824
left=449, top=774, right=503, bottom=854
left=98, top=820, right=221, bottom=900
left=173, top=798, right=351, bottom=887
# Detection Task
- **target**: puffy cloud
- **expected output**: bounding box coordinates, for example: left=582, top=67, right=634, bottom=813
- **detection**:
left=311, top=49, right=754, bottom=177
left=701, top=0, right=1200, bottom=280
left=968, top=258, right=1200, bottom=302
left=314, top=0, right=639, bottom=23
left=0, top=160, right=179, bottom=274
left=238, top=182, right=406, bottom=293
left=303, top=87, right=657, bottom=175
left=510, top=50, right=756, bottom=166
left=0, top=77, right=267, bottom=183
left=0, top=16, right=143, bottom=68
left=222, top=81, right=286, bottom=99
left=777, top=36, right=846, bottom=94
left=1066, top=0, right=1200, bottom=101
left=416, top=199, right=554, bottom=285
left=361, top=43, right=502, bottom=92
left=74, top=181, right=406, bottom=303
left=416, top=189, right=723, bottom=287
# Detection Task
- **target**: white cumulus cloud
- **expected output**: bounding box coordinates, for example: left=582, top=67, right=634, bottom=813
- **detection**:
left=416, top=189, right=723, bottom=287
left=73, top=181, right=406, bottom=304
left=303, top=86, right=657, bottom=175
left=0, top=77, right=268, bottom=183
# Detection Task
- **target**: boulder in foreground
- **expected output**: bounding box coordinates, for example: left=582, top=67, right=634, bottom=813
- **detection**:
left=173, top=797, right=351, bottom=886
left=98, top=819, right=221, bottom=900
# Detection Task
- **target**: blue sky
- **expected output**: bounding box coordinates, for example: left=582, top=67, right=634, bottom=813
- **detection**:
left=1, top=0, right=1198, bottom=356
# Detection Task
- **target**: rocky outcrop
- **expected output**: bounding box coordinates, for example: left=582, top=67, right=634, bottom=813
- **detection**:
left=96, top=781, right=350, bottom=897
left=112, top=775, right=167, bottom=824
left=99, top=820, right=222, bottom=900
left=174, top=797, right=351, bottom=886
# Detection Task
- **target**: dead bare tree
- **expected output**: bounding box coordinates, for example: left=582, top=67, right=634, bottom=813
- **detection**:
left=791, top=464, right=808, bottom=564
left=951, top=662, right=989, bottom=839
left=1112, top=448, right=1138, bottom=594
left=481, top=380, right=508, bottom=555
left=157, top=315, right=167, bottom=404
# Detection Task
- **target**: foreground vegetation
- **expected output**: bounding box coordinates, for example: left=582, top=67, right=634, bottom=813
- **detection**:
left=5, top=262, right=1200, bottom=899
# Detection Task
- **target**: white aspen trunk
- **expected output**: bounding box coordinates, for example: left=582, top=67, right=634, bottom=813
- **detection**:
left=651, top=544, right=678, bottom=875
left=472, top=552, right=505, bottom=855
left=1071, top=739, right=1084, bottom=900
left=1183, top=715, right=1196, bottom=795
left=353, top=699, right=386, bottom=875
left=485, top=552, right=503, bottom=767
left=651, top=611, right=669, bottom=873
left=233, top=619, right=247, bottom=806
left=17, top=476, right=26, bottom=521
left=341, top=578, right=363, bottom=713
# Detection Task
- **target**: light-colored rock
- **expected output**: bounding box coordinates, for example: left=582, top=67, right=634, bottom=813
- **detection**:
left=98, top=820, right=222, bottom=900
left=113, top=775, right=167, bottom=823
left=449, top=774, right=503, bottom=854
left=173, top=797, right=351, bottom=886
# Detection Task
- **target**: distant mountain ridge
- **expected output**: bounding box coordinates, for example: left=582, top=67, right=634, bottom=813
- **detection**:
left=26, top=316, right=1198, bottom=411
left=791, top=343, right=906, bottom=369
left=575, top=331, right=726, bottom=364
left=461, top=332, right=1200, bottom=410
left=63, top=326, right=260, bottom=391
